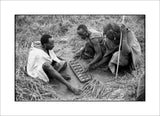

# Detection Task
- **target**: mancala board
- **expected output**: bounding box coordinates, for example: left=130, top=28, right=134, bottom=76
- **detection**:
left=69, top=60, right=92, bottom=83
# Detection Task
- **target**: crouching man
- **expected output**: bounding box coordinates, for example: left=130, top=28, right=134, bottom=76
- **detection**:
left=74, top=24, right=104, bottom=72
left=94, top=23, right=142, bottom=74
left=27, top=34, right=81, bottom=95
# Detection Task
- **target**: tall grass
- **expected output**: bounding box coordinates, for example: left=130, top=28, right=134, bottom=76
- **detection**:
left=15, top=15, right=145, bottom=101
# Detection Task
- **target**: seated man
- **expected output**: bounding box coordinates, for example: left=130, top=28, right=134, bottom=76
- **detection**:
left=93, top=23, right=142, bottom=74
left=74, top=24, right=105, bottom=71
left=27, top=34, right=81, bottom=95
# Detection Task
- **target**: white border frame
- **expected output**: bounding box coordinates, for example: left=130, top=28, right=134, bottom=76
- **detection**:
left=1, top=1, right=160, bottom=116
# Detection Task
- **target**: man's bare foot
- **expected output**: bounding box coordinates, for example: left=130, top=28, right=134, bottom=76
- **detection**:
left=61, top=73, right=71, bottom=81
left=69, top=87, right=82, bottom=95
left=109, top=64, right=116, bottom=74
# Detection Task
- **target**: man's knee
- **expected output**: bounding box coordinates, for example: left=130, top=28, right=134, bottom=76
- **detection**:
left=115, top=52, right=129, bottom=65
left=42, top=62, right=52, bottom=72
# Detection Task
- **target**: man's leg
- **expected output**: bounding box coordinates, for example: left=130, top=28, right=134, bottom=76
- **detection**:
left=53, top=61, right=71, bottom=80
left=42, top=62, right=81, bottom=95
left=60, top=73, right=71, bottom=81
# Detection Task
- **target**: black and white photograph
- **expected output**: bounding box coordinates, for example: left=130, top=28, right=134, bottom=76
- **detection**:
left=15, top=15, right=145, bottom=101
left=1, top=1, right=160, bottom=115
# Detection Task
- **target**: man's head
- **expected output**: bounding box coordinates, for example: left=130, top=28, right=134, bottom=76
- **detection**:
left=40, top=34, right=54, bottom=50
left=103, top=23, right=121, bottom=43
left=77, top=24, right=90, bottom=40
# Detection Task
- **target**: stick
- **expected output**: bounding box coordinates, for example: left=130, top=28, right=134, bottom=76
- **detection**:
left=115, top=16, right=125, bottom=79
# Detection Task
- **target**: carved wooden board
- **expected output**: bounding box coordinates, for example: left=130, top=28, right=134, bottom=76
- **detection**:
left=69, top=60, right=92, bottom=83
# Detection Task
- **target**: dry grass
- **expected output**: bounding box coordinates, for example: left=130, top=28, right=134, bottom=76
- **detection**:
left=15, top=15, right=145, bottom=101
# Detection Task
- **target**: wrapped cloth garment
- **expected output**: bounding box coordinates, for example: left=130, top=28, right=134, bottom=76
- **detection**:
left=27, top=41, right=65, bottom=82
left=107, top=30, right=141, bottom=71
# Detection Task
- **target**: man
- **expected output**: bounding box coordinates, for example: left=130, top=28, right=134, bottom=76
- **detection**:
left=74, top=24, right=105, bottom=71
left=93, top=23, right=141, bottom=74
left=27, top=34, right=81, bottom=95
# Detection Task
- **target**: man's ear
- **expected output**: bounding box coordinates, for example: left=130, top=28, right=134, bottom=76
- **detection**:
left=43, top=44, right=46, bottom=49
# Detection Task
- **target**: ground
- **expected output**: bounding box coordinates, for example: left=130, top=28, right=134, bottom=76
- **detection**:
left=15, top=15, right=145, bottom=101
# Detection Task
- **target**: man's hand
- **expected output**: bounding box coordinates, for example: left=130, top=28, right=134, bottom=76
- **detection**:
left=121, top=24, right=128, bottom=41
left=83, top=64, right=92, bottom=73
left=91, top=64, right=99, bottom=69
left=121, top=24, right=128, bottom=35
left=83, top=63, right=99, bottom=72
left=83, top=65, right=89, bottom=73
left=73, top=52, right=81, bottom=59
left=73, top=48, right=84, bottom=59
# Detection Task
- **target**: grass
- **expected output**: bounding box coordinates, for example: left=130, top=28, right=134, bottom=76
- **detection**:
left=15, top=15, right=145, bottom=101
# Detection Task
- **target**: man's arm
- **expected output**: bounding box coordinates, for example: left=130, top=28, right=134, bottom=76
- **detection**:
left=87, top=40, right=102, bottom=68
left=92, top=47, right=117, bottom=69
left=93, top=55, right=111, bottom=68
left=121, top=29, right=131, bottom=56
left=74, top=47, right=85, bottom=59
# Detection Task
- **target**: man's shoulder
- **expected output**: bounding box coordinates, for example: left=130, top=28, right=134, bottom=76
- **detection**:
left=29, top=41, right=44, bottom=55
left=89, top=38, right=103, bottom=48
